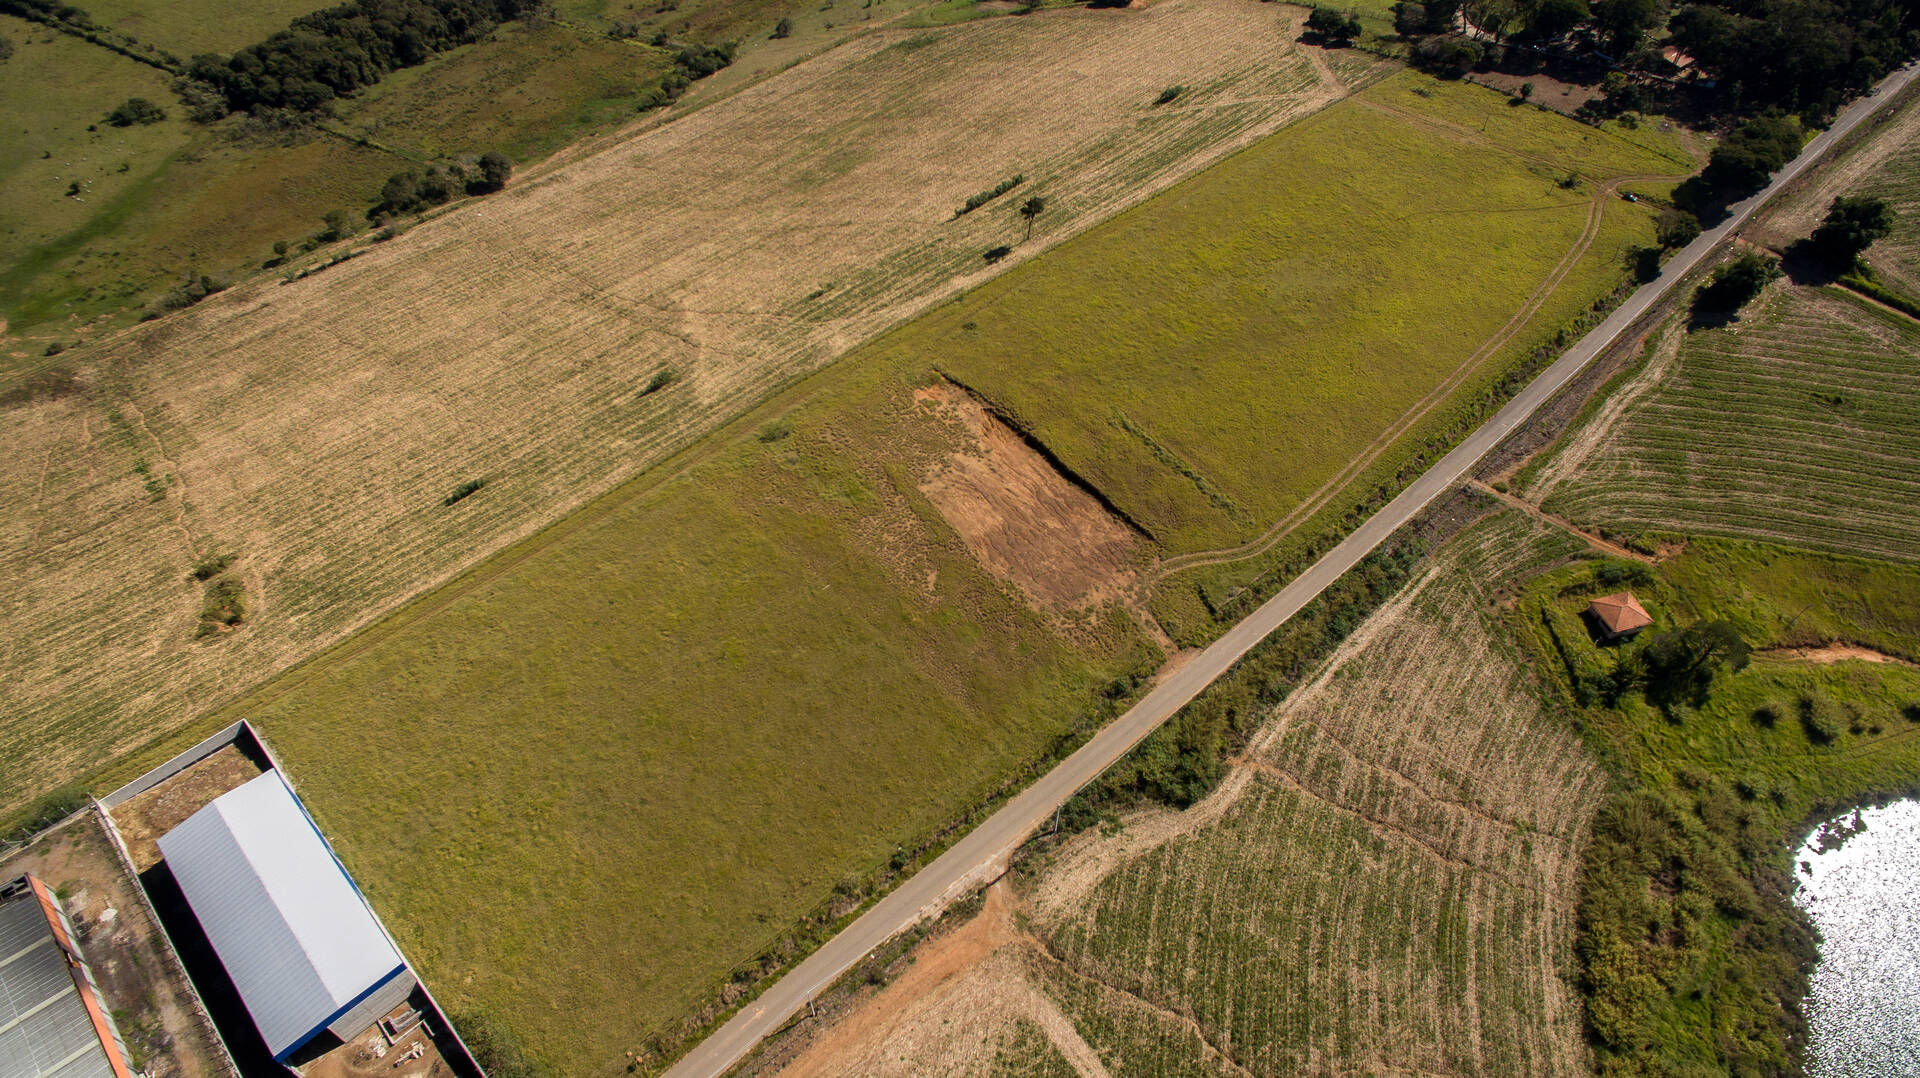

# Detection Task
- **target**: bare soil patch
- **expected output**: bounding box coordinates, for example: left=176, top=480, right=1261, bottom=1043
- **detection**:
left=918, top=383, right=1144, bottom=613
left=0, top=811, right=231, bottom=1078
left=107, top=745, right=262, bottom=871
left=1760, top=643, right=1917, bottom=667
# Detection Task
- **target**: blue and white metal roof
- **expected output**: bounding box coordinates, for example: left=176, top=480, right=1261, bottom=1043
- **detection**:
left=157, top=771, right=407, bottom=1061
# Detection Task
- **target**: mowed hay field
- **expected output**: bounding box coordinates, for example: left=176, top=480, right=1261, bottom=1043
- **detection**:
left=892, top=70, right=1691, bottom=619
left=1, top=0, right=1350, bottom=808
left=1526, top=286, right=1920, bottom=563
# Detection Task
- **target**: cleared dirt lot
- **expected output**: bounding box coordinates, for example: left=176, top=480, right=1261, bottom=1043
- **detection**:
left=1, top=0, right=1354, bottom=811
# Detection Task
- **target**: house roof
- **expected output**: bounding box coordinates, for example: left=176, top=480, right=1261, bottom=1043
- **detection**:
left=0, top=876, right=133, bottom=1078
left=156, top=772, right=406, bottom=1061
left=1589, top=591, right=1653, bottom=635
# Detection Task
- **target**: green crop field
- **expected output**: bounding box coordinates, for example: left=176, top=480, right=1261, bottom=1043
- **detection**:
left=866, top=69, right=1689, bottom=636
left=1531, top=285, right=1920, bottom=564
left=1026, top=514, right=1605, bottom=1077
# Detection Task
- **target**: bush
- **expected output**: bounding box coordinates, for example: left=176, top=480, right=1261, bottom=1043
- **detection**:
left=197, top=577, right=245, bottom=633
left=643, top=368, right=680, bottom=394
left=443, top=478, right=487, bottom=506
left=105, top=96, right=166, bottom=126
left=1799, top=690, right=1843, bottom=744
left=474, top=150, right=512, bottom=193
left=1694, top=252, right=1780, bottom=314
left=1752, top=698, right=1787, bottom=727
left=983, top=244, right=1012, bottom=263
left=771, top=15, right=792, bottom=37
left=1411, top=36, right=1479, bottom=78
left=3, top=787, right=89, bottom=845
left=955, top=174, right=1023, bottom=216
left=1305, top=6, right=1363, bottom=43
left=190, top=552, right=237, bottom=581
left=450, top=1010, right=551, bottom=1078
left=1807, top=194, right=1893, bottom=268
left=1655, top=208, right=1700, bottom=250
left=1155, top=85, right=1185, bottom=105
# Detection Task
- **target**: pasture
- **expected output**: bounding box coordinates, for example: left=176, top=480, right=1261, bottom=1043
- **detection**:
left=0, top=16, right=684, bottom=343
left=67, top=0, right=337, bottom=55
left=895, top=69, right=1689, bottom=634
left=1025, top=515, right=1602, bottom=1077
left=1528, top=286, right=1920, bottom=564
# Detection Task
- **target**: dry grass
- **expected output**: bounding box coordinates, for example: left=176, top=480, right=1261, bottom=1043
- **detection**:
left=0, top=0, right=1354, bottom=813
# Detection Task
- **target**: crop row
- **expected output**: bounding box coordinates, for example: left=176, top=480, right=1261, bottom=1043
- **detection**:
left=1033, top=516, right=1600, bottom=1077
left=1544, top=287, right=1920, bottom=562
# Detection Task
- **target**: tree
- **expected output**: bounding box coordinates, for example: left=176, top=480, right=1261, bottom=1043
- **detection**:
left=1412, top=35, right=1480, bottom=76
left=1591, top=0, right=1664, bottom=53
left=771, top=15, right=792, bottom=38
left=318, top=209, right=352, bottom=243
left=1463, top=0, right=1520, bottom=39
left=1694, top=251, right=1780, bottom=314
left=106, top=97, right=167, bottom=126
left=1020, top=195, right=1046, bottom=241
left=1306, top=6, right=1364, bottom=43
left=1807, top=195, right=1893, bottom=268
left=1640, top=620, right=1749, bottom=704
left=1393, top=1, right=1429, bottom=35
left=1655, top=208, right=1700, bottom=249
left=477, top=151, right=512, bottom=192
left=1523, top=0, right=1589, bottom=40
left=1520, top=81, right=1534, bottom=100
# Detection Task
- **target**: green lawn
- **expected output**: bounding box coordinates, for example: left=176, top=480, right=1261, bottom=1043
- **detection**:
left=197, top=354, right=1154, bottom=1074
left=878, top=70, right=1684, bottom=572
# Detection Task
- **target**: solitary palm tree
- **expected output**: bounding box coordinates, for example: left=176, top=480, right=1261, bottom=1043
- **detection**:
left=1020, top=196, right=1046, bottom=241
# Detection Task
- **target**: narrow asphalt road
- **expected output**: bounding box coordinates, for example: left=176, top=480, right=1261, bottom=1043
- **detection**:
left=664, top=61, right=1920, bottom=1078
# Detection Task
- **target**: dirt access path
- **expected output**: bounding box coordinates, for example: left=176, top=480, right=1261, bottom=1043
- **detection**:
left=1, top=0, right=1355, bottom=810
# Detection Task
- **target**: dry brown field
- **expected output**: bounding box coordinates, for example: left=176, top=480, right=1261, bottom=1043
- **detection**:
left=0, top=0, right=1368, bottom=812
left=759, top=511, right=1608, bottom=1078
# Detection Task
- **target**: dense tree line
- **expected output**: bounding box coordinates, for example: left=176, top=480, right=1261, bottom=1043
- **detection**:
left=1670, top=0, right=1919, bottom=116
left=185, top=0, right=540, bottom=113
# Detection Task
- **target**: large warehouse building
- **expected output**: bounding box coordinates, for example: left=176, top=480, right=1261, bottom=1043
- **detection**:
left=157, top=771, right=417, bottom=1064
left=0, top=874, right=136, bottom=1078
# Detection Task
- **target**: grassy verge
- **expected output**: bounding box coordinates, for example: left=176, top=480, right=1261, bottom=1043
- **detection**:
left=1515, top=540, right=1920, bottom=1076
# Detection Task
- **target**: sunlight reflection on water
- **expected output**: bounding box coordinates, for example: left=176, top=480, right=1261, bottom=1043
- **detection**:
left=1794, top=798, right=1920, bottom=1078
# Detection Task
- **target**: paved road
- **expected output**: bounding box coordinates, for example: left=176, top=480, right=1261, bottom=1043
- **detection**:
left=663, top=61, right=1920, bottom=1078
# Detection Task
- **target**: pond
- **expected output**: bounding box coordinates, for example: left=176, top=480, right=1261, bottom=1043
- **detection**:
left=1794, top=798, right=1920, bottom=1078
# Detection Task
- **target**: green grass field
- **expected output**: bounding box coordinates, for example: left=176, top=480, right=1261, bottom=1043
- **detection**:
left=194, top=351, right=1155, bottom=1074
left=1516, top=542, right=1920, bottom=1075
left=71, top=0, right=335, bottom=55
left=0, top=18, right=697, bottom=347
left=1535, top=285, right=1920, bottom=564
left=862, top=70, right=1688, bottom=634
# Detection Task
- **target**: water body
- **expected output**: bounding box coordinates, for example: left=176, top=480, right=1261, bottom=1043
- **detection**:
left=1794, top=799, right=1920, bottom=1078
